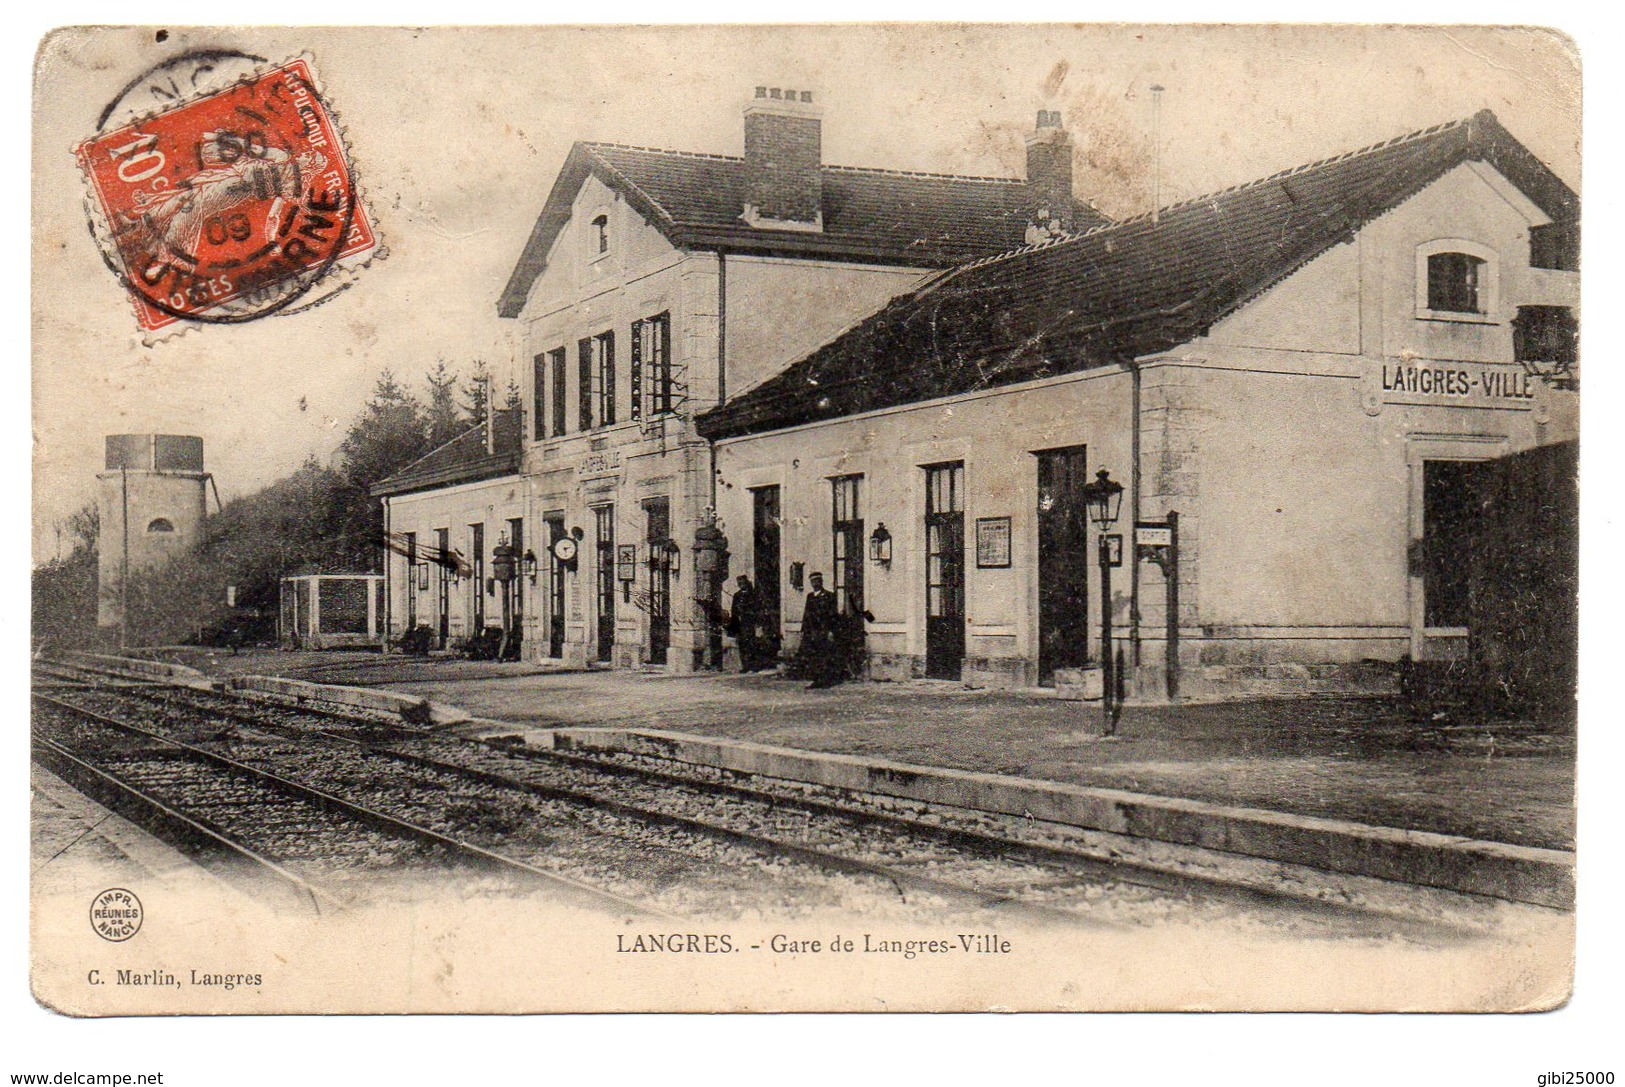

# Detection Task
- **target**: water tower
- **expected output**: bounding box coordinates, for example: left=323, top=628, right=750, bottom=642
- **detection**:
left=97, top=435, right=210, bottom=632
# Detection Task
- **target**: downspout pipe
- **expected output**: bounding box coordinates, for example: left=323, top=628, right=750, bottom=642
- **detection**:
left=384, top=497, right=393, bottom=652
left=716, top=251, right=728, bottom=410
left=711, top=250, right=727, bottom=510
left=1128, top=357, right=1142, bottom=676
left=120, top=465, right=129, bottom=650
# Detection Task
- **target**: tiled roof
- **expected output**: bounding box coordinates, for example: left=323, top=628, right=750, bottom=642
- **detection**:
left=497, top=142, right=1106, bottom=317
left=371, top=409, right=524, bottom=498
left=698, top=111, right=1578, bottom=441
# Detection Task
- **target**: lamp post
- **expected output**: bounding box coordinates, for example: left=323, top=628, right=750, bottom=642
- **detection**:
left=1081, top=468, right=1125, bottom=735
left=492, top=533, right=516, bottom=658
left=692, top=508, right=730, bottom=670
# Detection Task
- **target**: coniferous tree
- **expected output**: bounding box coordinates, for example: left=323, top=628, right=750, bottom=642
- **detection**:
left=336, top=370, right=430, bottom=568
left=461, top=359, right=491, bottom=428
left=425, top=359, right=464, bottom=447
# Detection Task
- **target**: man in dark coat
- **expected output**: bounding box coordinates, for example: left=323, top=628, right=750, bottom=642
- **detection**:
left=730, top=575, right=770, bottom=672
left=799, top=572, right=841, bottom=688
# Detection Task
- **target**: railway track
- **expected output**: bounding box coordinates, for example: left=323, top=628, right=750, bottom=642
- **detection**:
left=32, top=658, right=1474, bottom=936
left=32, top=692, right=667, bottom=919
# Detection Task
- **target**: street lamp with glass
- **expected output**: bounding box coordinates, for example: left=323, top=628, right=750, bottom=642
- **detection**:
left=492, top=533, right=517, bottom=658
left=1080, top=468, right=1125, bottom=735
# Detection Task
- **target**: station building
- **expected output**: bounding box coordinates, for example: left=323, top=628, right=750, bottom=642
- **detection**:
left=401, top=88, right=1106, bottom=669
left=373, top=410, right=527, bottom=651
left=696, top=111, right=1580, bottom=699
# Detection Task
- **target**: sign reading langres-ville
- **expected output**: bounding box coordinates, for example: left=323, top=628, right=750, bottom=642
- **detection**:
left=29, top=25, right=1581, bottom=1052
left=1379, top=361, right=1538, bottom=402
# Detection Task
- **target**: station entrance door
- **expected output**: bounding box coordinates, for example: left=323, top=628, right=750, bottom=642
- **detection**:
left=1035, top=445, right=1091, bottom=684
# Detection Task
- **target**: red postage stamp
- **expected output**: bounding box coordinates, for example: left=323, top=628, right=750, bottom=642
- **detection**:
left=74, top=56, right=376, bottom=333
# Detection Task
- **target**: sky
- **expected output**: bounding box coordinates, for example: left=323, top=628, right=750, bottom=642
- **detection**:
left=31, top=24, right=1580, bottom=563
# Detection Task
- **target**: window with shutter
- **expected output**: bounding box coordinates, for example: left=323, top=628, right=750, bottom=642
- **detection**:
left=578, top=338, right=592, bottom=430
left=550, top=347, right=567, bottom=435
left=650, top=312, right=672, bottom=415
left=630, top=318, right=643, bottom=421
left=595, top=331, right=616, bottom=425
left=531, top=353, right=546, bottom=440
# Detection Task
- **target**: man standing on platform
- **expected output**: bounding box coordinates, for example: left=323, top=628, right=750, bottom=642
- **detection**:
left=730, top=575, right=765, bottom=672
left=799, top=572, right=841, bottom=689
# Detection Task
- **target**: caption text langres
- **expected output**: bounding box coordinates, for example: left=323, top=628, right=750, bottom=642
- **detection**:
left=612, top=932, right=1013, bottom=957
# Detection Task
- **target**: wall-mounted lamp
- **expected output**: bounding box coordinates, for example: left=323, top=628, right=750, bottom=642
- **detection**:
left=662, top=537, right=682, bottom=578
left=869, top=522, right=893, bottom=565
left=522, top=549, right=539, bottom=584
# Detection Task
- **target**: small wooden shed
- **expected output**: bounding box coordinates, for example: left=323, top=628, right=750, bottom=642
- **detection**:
left=278, top=574, right=386, bottom=649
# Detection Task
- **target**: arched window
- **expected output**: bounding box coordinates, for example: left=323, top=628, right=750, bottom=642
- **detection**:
left=1416, top=240, right=1498, bottom=321
left=147, top=518, right=175, bottom=533
left=1427, top=252, right=1485, bottom=314
left=591, top=213, right=609, bottom=255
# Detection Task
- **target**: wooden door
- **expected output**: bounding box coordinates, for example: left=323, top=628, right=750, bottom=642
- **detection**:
left=506, top=517, right=524, bottom=650
left=752, top=486, right=782, bottom=638
left=593, top=505, right=615, bottom=663
left=404, top=532, right=417, bottom=628
left=1422, top=460, right=1477, bottom=631
left=545, top=514, right=565, bottom=658
left=1036, top=445, right=1090, bottom=683
left=469, top=522, right=485, bottom=632
left=924, top=462, right=965, bottom=679
left=645, top=498, right=671, bottom=665
left=435, top=527, right=450, bottom=648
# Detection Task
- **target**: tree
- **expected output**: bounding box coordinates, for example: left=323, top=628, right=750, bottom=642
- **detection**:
left=196, top=456, right=351, bottom=608
left=461, top=359, right=491, bottom=427
left=32, top=502, right=102, bottom=650
left=424, top=359, right=464, bottom=447
left=503, top=375, right=523, bottom=413
left=63, top=503, right=100, bottom=558
left=335, top=370, right=429, bottom=568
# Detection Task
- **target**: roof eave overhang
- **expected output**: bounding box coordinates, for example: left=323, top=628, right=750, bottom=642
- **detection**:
left=1467, top=110, right=1579, bottom=225
left=497, top=147, right=1026, bottom=317
left=675, top=228, right=1001, bottom=268
left=498, top=146, right=688, bottom=318
left=371, top=461, right=523, bottom=499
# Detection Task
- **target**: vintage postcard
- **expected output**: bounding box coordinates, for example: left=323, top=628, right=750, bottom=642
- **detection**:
left=30, top=23, right=1581, bottom=1017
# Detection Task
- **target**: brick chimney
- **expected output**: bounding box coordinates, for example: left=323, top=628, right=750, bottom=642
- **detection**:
left=1025, top=109, right=1075, bottom=241
left=743, top=87, right=823, bottom=232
